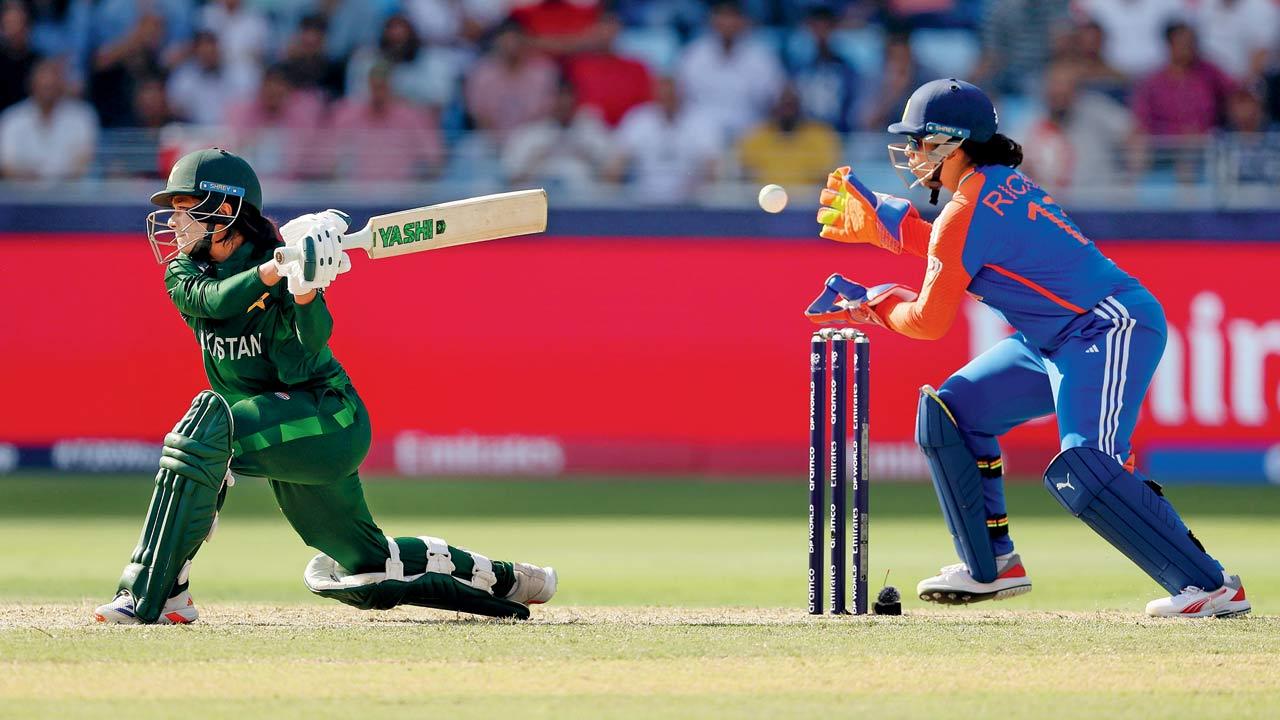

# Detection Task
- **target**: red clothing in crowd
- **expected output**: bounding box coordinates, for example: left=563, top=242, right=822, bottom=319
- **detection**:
left=566, top=53, right=654, bottom=126
left=509, top=0, right=600, bottom=38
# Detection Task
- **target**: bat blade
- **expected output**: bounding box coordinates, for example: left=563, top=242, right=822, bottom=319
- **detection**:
left=356, top=189, right=547, bottom=259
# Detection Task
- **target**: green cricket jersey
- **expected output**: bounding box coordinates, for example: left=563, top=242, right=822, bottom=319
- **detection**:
left=164, top=241, right=351, bottom=403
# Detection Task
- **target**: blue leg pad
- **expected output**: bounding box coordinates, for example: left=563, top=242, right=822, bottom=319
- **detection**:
left=916, top=386, right=997, bottom=583
left=1043, top=447, right=1221, bottom=595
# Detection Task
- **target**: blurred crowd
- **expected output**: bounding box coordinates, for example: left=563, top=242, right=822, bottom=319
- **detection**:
left=2, top=0, right=1279, bottom=199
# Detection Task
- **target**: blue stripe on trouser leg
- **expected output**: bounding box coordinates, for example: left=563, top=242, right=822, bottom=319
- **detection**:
left=1044, top=447, right=1221, bottom=594
left=916, top=387, right=998, bottom=583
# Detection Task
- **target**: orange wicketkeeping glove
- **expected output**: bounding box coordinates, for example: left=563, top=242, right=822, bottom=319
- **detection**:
left=815, top=166, right=914, bottom=254
left=804, top=273, right=919, bottom=328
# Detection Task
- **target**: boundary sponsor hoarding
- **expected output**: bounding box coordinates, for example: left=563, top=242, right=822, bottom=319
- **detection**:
left=2, top=234, right=1276, bottom=481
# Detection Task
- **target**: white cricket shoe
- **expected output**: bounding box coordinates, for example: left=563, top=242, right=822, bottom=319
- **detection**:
left=93, top=590, right=199, bottom=625
left=505, top=563, right=557, bottom=606
left=1145, top=572, right=1250, bottom=618
left=917, top=552, right=1032, bottom=605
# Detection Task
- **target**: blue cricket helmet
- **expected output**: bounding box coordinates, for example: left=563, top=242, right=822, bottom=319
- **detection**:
left=887, top=78, right=997, bottom=142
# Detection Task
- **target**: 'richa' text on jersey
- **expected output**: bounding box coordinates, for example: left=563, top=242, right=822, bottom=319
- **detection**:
left=200, top=331, right=264, bottom=360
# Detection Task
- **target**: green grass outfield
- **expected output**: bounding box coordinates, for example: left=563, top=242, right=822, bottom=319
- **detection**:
left=3, top=474, right=1279, bottom=719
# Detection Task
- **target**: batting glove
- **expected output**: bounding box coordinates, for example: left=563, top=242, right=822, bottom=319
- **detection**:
left=275, top=213, right=351, bottom=295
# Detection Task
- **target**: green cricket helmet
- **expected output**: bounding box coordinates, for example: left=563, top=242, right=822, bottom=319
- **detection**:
left=146, top=148, right=263, bottom=263
left=151, top=147, right=262, bottom=209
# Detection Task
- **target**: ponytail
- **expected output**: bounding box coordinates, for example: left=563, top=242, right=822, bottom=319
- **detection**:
left=229, top=202, right=282, bottom=258
left=960, top=133, right=1023, bottom=169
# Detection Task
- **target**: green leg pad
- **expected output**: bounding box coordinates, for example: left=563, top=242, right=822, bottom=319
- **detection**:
left=304, top=554, right=530, bottom=619
left=118, top=390, right=233, bottom=623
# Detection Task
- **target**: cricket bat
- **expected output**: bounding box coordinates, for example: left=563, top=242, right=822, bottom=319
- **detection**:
left=273, top=189, right=547, bottom=266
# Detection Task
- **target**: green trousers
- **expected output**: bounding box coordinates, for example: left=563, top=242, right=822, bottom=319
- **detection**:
left=225, top=385, right=514, bottom=594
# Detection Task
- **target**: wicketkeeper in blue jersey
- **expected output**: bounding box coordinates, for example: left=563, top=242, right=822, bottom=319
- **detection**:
left=808, top=79, right=1250, bottom=617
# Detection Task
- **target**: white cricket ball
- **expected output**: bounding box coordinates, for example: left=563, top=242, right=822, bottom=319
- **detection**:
left=757, top=183, right=788, bottom=213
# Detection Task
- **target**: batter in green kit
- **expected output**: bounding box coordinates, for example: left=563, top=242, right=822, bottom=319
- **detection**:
left=95, top=148, right=556, bottom=625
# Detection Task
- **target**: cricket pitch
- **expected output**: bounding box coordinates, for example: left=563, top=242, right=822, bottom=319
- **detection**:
left=4, top=603, right=1278, bottom=720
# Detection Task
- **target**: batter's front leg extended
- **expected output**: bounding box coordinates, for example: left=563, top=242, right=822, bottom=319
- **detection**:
left=98, top=391, right=234, bottom=624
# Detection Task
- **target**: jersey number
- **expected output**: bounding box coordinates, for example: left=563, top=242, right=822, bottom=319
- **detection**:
left=1027, top=201, right=1088, bottom=245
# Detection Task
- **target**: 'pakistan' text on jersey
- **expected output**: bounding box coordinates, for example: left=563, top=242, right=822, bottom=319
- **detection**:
left=164, top=242, right=350, bottom=403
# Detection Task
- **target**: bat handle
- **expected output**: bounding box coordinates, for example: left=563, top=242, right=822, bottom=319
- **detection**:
left=274, top=246, right=302, bottom=266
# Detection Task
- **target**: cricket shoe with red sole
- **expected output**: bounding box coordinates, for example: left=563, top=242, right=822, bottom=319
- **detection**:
left=1146, top=572, right=1250, bottom=618
left=505, top=563, right=557, bottom=606
left=93, top=590, right=199, bottom=625
left=917, top=552, right=1032, bottom=605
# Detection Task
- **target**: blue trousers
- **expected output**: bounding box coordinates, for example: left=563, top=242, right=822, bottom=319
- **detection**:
left=936, top=290, right=1167, bottom=554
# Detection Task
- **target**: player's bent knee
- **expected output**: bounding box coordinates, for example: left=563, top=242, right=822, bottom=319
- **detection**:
left=306, top=540, right=381, bottom=577
left=916, top=385, right=967, bottom=449
left=1043, top=447, right=1221, bottom=594
left=1058, top=433, right=1089, bottom=452
left=302, top=536, right=526, bottom=619
left=119, top=390, right=234, bottom=622
left=160, top=391, right=236, bottom=490
left=934, top=374, right=983, bottom=425
left=915, top=386, right=998, bottom=582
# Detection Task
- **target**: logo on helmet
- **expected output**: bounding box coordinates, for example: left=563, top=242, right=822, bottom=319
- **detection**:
left=198, top=180, right=246, bottom=197
left=923, top=122, right=970, bottom=139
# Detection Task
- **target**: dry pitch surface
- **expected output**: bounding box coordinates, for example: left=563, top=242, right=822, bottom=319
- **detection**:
left=7, top=478, right=1278, bottom=718
left=3, top=603, right=1278, bottom=720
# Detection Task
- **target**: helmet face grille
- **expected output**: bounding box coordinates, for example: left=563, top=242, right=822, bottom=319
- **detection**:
left=887, top=135, right=964, bottom=191
left=883, top=79, right=996, bottom=192
left=145, top=191, right=244, bottom=264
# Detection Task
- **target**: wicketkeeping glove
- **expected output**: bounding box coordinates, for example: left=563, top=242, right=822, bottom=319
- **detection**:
left=816, top=166, right=916, bottom=254
left=804, top=273, right=918, bottom=327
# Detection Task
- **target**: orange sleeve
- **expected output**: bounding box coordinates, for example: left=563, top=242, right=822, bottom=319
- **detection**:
left=874, top=197, right=975, bottom=340
left=898, top=208, right=932, bottom=258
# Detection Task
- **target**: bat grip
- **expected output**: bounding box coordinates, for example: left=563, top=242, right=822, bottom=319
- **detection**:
left=274, top=246, right=302, bottom=266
